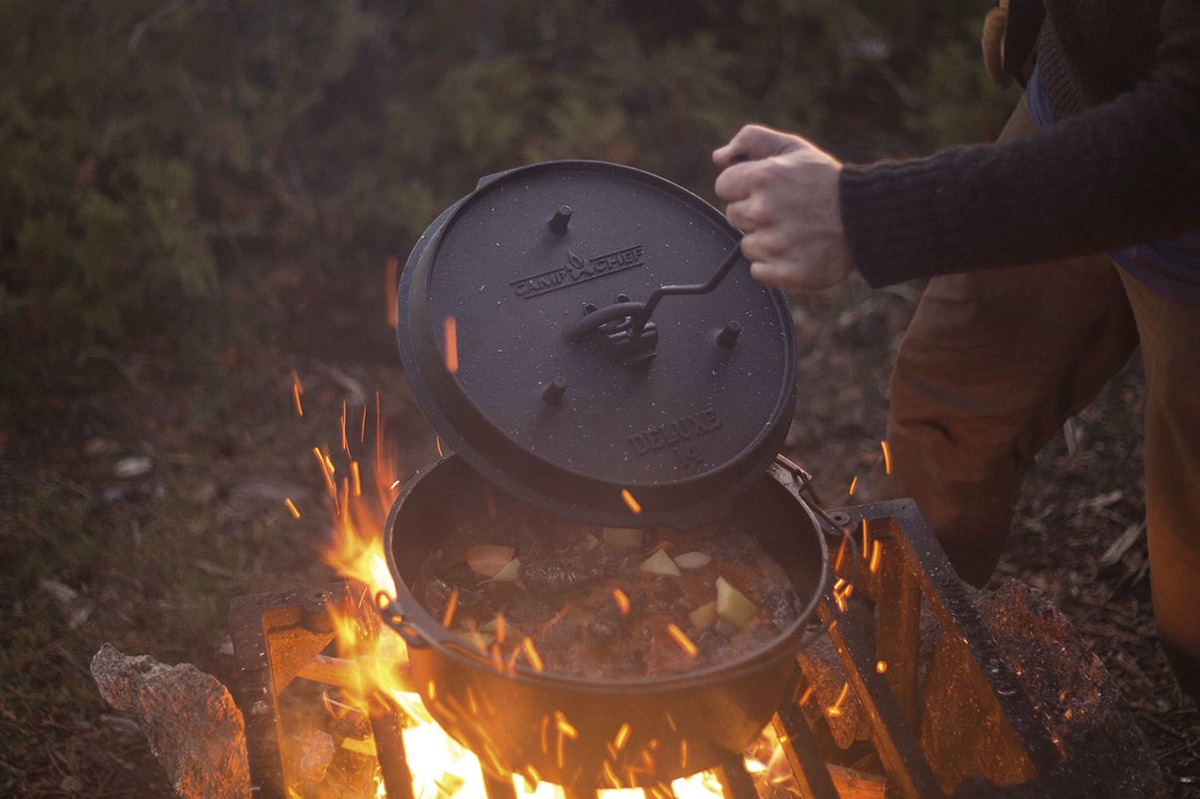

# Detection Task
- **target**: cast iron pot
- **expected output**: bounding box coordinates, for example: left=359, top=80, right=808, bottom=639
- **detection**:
left=378, top=454, right=830, bottom=792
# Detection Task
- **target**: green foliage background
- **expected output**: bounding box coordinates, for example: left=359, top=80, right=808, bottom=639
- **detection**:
left=0, top=0, right=1016, bottom=349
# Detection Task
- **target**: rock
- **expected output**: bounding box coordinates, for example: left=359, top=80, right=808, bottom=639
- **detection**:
left=921, top=580, right=1166, bottom=798
left=90, top=644, right=251, bottom=799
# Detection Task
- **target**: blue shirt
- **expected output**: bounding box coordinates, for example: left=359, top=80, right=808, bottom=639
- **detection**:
left=1027, top=62, right=1200, bottom=307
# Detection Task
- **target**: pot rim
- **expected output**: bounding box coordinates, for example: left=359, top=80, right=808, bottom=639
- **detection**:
left=380, top=454, right=831, bottom=693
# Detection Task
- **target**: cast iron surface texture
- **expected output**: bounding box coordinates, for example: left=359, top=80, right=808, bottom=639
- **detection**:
left=396, top=161, right=796, bottom=529
left=379, top=454, right=829, bottom=793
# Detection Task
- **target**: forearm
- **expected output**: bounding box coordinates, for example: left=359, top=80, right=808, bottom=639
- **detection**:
left=842, top=0, right=1200, bottom=287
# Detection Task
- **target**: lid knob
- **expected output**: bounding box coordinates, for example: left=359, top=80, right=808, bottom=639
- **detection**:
left=716, top=320, right=742, bottom=349
left=548, top=206, right=573, bottom=233
left=541, top=377, right=568, bottom=407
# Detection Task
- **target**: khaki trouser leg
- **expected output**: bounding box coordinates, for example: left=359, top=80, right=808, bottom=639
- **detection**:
left=1119, top=273, right=1200, bottom=697
left=880, top=95, right=1140, bottom=585
left=885, top=256, right=1139, bottom=584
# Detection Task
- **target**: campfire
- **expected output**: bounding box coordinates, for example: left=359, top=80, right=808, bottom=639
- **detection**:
left=91, top=160, right=1168, bottom=799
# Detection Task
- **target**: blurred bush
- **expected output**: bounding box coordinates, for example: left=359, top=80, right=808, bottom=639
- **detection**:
left=0, top=0, right=1015, bottom=348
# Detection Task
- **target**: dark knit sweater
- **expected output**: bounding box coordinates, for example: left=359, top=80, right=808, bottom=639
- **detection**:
left=840, top=0, right=1200, bottom=288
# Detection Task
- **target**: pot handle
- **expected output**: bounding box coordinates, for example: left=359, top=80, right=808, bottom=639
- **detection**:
left=772, top=455, right=862, bottom=651
left=375, top=590, right=430, bottom=650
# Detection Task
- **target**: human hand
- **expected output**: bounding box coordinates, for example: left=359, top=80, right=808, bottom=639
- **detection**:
left=713, top=124, right=855, bottom=292
left=982, top=0, right=1011, bottom=88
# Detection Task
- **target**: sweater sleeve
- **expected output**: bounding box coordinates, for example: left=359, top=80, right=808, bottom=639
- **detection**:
left=840, top=0, right=1200, bottom=288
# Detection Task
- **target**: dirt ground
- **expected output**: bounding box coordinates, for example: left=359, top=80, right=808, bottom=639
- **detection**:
left=1, top=261, right=1197, bottom=796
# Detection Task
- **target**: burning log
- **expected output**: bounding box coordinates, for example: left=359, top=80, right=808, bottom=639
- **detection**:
left=90, top=643, right=251, bottom=799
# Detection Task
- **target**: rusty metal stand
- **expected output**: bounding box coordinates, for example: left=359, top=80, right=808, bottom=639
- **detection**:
left=230, top=581, right=416, bottom=799
left=774, top=499, right=1078, bottom=799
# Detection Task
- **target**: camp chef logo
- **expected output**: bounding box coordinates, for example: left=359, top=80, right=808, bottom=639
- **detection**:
left=510, top=245, right=645, bottom=298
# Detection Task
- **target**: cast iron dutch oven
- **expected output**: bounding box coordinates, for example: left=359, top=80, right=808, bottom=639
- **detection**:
left=379, top=161, right=831, bottom=790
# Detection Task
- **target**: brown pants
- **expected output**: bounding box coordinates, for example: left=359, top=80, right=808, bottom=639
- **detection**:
left=883, top=97, right=1200, bottom=696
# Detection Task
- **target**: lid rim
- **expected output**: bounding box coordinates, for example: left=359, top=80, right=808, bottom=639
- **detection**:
left=397, top=160, right=797, bottom=528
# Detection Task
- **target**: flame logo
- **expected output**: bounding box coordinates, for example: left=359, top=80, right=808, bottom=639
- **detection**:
left=566, top=250, right=592, bottom=279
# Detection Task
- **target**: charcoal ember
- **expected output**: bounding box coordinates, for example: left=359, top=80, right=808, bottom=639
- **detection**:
left=90, top=643, right=250, bottom=799
left=795, top=636, right=871, bottom=749
left=922, top=579, right=1166, bottom=798
left=297, top=730, right=335, bottom=783
left=520, top=558, right=611, bottom=595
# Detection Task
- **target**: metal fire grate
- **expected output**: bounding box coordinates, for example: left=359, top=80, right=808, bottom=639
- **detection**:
left=229, top=500, right=1073, bottom=799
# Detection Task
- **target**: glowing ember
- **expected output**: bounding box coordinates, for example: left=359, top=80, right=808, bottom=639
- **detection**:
left=522, top=636, right=546, bottom=673
left=880, top=439, right=892, bottom=475
left=826, top=682, right=849, bottom=718
left=869, top=539, right=882, bottom=574
left=620, top=489, right=643, bottom=514
left=666, top=624, right=699, bottom=658
left=292, top=370, right=305, bottom=416
left=847, top=474, right=858, bottom=497
left=284, top=497, right=301, bottom=519
left=444, top=316, right=460, bottom=373
left=612, top=588, right=631, bottom=615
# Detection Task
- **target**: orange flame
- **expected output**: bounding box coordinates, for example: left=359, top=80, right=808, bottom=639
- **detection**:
left=315, top=401, right=791, bottom=799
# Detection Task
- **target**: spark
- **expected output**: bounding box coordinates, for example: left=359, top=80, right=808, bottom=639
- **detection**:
left=436, top=436, right=444, bottom=458
left=621, top=488, right=642, bottom=515
left=881, top=439, right=892, bottom=475
left=492, top=609, right=506, bottom=643
left=601, top=761, right=622, bottom=789
left=666, top=623, right=699, bottom=657
left=359, top=404, right=368, bottom=443
left=312, top=447, right=338, bottom=511
left=554, top=710, right=578, bottom=740
left=862, top=518, right=870, bottom=553
left=284, top=498, right=301, bottom=519
left=340, top=401, right=348, bottom=453
left=521, top=637, right=545, bottom=672
left=876, top=660, right=888, bottom=674
left=441, top=587, right=460, bottom=629
left=869, top=539, right=882, bottom=574
left=799, top=685, right=815, bottom=706
left=385, top=256, right=399, bottom=328
left=826, top=682, right=849, bottom=718
left=612, top=723, right=631, bottom=752
left=848, top=474, right=859, bottom=496
left=834, top=535, right=848, bottom=573
left=463, top=619, right=487, bottom=653
left=612, top=588, right=631, bottom=615
left=444, top=316, right=459, bottom=373
left=291, top=370, right=304, bottom=416
left=350, top=460, right=362, bottom=497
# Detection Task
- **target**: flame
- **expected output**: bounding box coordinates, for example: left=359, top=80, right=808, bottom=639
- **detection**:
left=314, top=401, right=791, bottom=799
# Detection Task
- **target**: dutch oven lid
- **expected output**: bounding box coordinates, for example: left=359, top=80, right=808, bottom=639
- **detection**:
left=397, top=160, right=795, bottom=528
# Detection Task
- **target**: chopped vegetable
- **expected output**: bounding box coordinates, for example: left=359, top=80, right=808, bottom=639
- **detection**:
left=672, top=551, right=712, bottom=570
left=488, top=557, right=521, bottom=583
left=639, top=549, right=682, bottom=577
left=465, top=544, right=516, bottom=577
left=602, top=526, right=644, bottom=554
left=689, top=600, right=717, bottom=630
left=716, top=576, right=757, bottom=628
